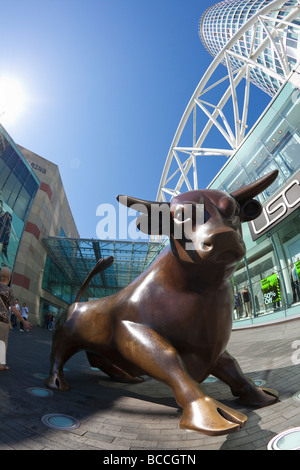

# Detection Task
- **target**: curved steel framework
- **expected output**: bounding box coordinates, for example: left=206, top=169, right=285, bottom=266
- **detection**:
left=156, top=0, right=300, bottom=203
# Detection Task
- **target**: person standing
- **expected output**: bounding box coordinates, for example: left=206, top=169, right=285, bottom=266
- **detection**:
left=20, top=302, right=30, bottom=332
left=0, top=200, right=12, bottom=260
left=242, top=286, right=252, bottom=317
left=234, top=287, right=242, bottom=320
left=11, top=298, right=20, bottom=329
left=0, top=267, right=31, bottom=370
left=291, top=261, right=300, bottom=303
left=48, top=313, right=54, bottom=331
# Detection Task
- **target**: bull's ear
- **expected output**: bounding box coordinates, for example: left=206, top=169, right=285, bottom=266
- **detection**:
left=239, top=199, right=262, bottom=222
left=230, top=170, right=278, bottom=222
left=117, top=195, right=171, bottom=235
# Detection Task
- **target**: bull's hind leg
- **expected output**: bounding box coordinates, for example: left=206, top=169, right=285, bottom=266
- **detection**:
left=45, top=329, right=78, bottom=391
left=114, top=320, right=247, bottom=436
left=86, top=352, right=144, bottom=383
left=212, top=350, right=279, bottom=407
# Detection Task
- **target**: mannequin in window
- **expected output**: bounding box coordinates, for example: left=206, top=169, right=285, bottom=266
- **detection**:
left=254, top=295, right=260, bottom=317
left=0, top=200, right=12, bottom=260
left=242, top=286, right=251, bottom=317
left=290, top=259, right=300, bottom=303
left=234, top=287, right=242, bottom=320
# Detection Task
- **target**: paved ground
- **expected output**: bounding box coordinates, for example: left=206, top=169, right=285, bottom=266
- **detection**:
left=1, top=315, right=300, bottom=452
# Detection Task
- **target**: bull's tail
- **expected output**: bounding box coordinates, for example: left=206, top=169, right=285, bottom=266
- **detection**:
left=54, top=256, right=114, bottom=331
left=75, top=256, right=114, bottom=303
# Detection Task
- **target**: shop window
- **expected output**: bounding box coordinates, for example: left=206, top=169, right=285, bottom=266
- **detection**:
left=248, top=250, right=280, bottom=316
left=232, top=262, right=248, bottom=320
left=13, top=186, right=30, bottom=221
left=276, top=212, right=300, bottom=305
left=0, top=155, right=5, bottom=175
left=232, top=234, right=286, bottom=320
left=1, top=171, right=19, bottom=203
left=7, top=178, right=22, bottom=209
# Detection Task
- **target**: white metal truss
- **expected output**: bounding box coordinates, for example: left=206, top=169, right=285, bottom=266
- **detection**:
left=156, top=0, right=300, bottom=204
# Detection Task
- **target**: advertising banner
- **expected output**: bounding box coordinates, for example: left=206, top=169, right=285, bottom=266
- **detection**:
left=295, top=260, right=300, bottom=278
left=261, top=273, right=281, bottom=306
left=0, top=198, right=24, bottom=271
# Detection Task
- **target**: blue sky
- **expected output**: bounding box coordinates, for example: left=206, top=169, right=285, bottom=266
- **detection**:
left=1, top=0, right=271, bottom=239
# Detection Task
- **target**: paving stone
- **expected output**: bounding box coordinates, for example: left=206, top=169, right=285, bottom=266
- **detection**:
left=0, top=315, right=300, bottom=451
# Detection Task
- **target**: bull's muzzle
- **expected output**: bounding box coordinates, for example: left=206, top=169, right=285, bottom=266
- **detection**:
left=199, top=230, right=246, bottom=264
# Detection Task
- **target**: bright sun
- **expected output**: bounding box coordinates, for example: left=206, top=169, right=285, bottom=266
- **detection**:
left=0, top=76, right=26, bottom=125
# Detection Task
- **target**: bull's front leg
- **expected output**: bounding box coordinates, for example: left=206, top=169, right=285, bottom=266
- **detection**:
left=211, top=350, right=279, bottom=407
left=114, top=321, right=247, bottom=436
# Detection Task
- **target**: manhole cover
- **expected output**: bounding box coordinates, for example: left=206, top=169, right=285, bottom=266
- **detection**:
left=292, top=391, right=300, bottom=403
left=268, top=427, right=300, bottom=450
left=26, top=387, right=53, bottom=397
left=33, top=373, right=48, bottom=380
left=204, top=376, right=217, bottom=383
left=254, top=379, right=266, bottom=386
left=41, top=414, right=80, bottom=430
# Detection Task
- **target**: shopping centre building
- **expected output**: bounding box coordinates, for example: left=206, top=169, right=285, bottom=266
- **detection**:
left=0, top=129, right=79, bottom=324
left=0, top=0, right=299, bottom=329
left=157, top=0, right=300, bottom=327
left=202, top=0, right=300, bottom=326
left=210, top=66, right=300, bottom=326
left=0, top=127, right=164, bottom=325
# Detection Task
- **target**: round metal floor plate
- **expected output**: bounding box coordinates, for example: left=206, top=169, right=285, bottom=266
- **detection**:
left=268, top=427, right=300, bottom=450
left=292, top=391, right=300, bottom=403
left=204, top=376, right=218, bottom=383
left=26, top=387, right=53, bottom=397
left=41, top=414, right=80, bottom=430
left=254, top=379, right=266, bottom=386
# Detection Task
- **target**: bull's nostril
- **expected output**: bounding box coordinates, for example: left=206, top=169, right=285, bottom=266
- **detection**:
left=202, top=242, right=213, bottom=252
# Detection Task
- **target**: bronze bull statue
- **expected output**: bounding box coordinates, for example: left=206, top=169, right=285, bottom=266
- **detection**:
left=45, top=170, right=279, bottom=436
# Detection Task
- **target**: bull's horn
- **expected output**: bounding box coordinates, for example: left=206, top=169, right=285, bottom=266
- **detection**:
left=117, top=195, right=170, bottom=214
left=230, top=170, right=278, bottom=202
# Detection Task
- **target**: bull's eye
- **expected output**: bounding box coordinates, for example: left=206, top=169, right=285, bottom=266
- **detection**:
left=173, top=206, right=193, bottom=224
left=174, top=208, right=184, bottom=221
left=173, top=204, right=209, bottom=225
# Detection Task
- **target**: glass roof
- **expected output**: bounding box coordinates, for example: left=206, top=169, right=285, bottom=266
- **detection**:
left=43, top=237, right=166, bottom=301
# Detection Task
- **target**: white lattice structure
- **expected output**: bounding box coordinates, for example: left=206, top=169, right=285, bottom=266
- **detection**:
left=156, top=0, right=300, bottom=204
left=200, top=0, right=299, bottom=96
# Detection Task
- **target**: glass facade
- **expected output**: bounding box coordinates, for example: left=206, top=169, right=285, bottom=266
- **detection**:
left=200, top=0, right=300, bottom=96
left=209, top=79, right=300, bottom=326
left=42, top=237, right=165, bottom=307
left=0, top=124, right=39, bottom=270
left=210, top=81, right=300, bottom=199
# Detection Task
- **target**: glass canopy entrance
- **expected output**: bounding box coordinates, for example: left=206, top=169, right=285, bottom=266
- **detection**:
left=42, top=237, right=166, bottom=304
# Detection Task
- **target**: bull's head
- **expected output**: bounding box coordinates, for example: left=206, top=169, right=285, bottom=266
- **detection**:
left=117, top=170, right=278, bottom=266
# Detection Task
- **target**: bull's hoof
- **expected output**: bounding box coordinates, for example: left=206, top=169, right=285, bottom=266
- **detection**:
left=179, top=397, right=247, bottom=436
left=238, top=386, right=279, bottom=408
left=45, top=374, right=70, bottom=391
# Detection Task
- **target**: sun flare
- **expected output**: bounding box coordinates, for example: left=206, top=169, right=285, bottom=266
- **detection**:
left=0, top=76, right=27, bottom=125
